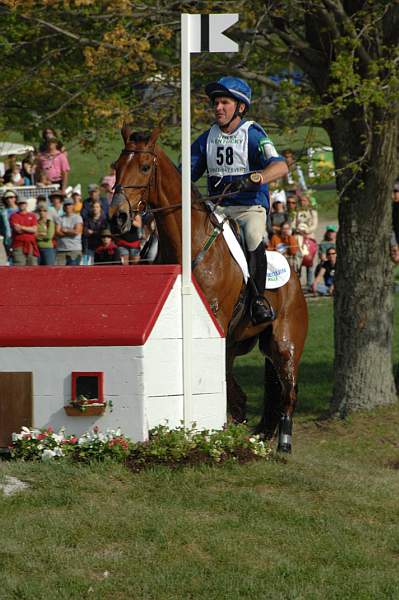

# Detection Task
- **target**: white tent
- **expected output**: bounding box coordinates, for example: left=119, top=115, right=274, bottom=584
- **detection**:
left=0, top=142, right=34, bottom=157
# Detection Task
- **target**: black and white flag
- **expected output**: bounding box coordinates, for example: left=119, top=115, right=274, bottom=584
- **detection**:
left=187, top=14, right=239, bottom=53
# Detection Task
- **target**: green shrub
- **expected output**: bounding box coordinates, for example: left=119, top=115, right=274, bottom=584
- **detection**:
left=126, top=423, right=272, bottom=471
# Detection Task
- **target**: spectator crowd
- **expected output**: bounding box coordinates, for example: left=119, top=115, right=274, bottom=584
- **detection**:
left=0, top=128, right=147, bottom=267
left=1, top=135, right=398, bottom=301
left=266, top=148, right=337, bottom=297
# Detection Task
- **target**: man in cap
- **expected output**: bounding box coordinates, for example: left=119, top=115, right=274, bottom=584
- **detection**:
left=9, top=196, right=39, bottom=265
left=81, top=183, right=109, bottom=220
left=55, top=197, right=83, bottom=265
left=318, top=224, right=337, bottom=263
left=190, top=76, right=288, bottom=323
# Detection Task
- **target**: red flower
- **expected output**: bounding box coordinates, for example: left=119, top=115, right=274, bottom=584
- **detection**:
left=46, top=426, right=54, bottom=433
left=109, top=437, right=129, bottom=450
left=62, top=436, right=78, bottom=445
left=36, top=433, right=46, bottom=441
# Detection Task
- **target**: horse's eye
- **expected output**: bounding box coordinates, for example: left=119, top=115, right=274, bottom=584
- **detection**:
left=141, top=164, right=150, bottom=173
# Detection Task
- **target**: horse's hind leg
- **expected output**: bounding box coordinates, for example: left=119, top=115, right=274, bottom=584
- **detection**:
left=254, top=357, right=282, bottom=437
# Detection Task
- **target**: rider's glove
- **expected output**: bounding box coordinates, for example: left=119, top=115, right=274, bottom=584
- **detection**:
left=234, top=172, right=264, bottom=193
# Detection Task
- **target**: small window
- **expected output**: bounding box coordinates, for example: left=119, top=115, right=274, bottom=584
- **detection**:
left=71, top=372, right=104, bottom=403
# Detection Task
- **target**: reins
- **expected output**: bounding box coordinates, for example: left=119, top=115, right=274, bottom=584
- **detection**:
left=113, top=147, right=240, bottom=216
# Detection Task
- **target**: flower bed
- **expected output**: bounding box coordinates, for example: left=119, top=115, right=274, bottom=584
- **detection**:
left=10, top=423, right=273, bottom=468
left=10, top=426, right=131, bottom=462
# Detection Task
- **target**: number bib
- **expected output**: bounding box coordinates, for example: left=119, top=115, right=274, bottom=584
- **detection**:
left=206, top=121, right=253, bottom=178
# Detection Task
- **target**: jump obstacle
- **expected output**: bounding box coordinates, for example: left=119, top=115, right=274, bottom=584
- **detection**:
left=0, top=266, right=226, bottom=447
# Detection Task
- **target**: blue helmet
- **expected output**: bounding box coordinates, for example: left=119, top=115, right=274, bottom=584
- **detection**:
left=205, top=76, right=252, bottom=107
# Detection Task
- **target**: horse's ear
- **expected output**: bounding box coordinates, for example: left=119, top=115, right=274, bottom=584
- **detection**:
left=121, top=123, right=133, bottom=146
left=148, top=127, right=161, bottom=149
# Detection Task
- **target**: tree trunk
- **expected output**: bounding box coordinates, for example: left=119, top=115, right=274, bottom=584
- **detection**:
left=328, top=107, right=398, bottom=415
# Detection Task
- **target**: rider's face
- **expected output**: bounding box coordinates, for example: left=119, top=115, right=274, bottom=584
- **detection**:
left=213, top=96, right=238, bottom=127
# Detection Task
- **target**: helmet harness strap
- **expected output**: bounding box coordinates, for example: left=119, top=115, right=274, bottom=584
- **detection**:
left=212, top=97, right=246, bottom=131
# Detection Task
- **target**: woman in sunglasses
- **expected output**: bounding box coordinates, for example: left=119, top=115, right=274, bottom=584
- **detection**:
left=311, top=247, right=336, bottom=296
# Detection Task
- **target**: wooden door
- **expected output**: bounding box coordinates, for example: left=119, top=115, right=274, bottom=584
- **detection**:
left=0, top=372, right=33, bottom=447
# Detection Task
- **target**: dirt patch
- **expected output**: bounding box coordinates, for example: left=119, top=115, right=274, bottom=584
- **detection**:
left=125, top=447, right=265, bottom=473
left=0, top=475, right=29, bottom=496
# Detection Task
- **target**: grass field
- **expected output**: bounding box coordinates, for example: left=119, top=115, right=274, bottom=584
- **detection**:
left=1, top=298, right=399, bottom=599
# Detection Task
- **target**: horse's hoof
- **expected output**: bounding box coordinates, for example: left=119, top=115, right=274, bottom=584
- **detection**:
left=277, top=442, right=292, bottom=453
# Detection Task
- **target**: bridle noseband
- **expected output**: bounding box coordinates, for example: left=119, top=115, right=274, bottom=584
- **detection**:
left=112, top=148, right=157, bottom=231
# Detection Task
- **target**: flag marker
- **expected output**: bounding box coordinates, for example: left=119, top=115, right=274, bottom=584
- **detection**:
left=181, top=13, right=239, bottom=426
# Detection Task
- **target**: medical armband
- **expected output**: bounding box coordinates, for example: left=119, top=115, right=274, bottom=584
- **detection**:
left=258, top=136, right=279, bottom=160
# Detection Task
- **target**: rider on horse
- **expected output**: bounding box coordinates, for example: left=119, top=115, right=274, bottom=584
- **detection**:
left=191, top=76, right=288, bottom=324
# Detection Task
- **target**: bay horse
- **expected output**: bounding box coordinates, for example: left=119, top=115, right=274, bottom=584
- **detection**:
left=109, top=126, right=308, bottom=452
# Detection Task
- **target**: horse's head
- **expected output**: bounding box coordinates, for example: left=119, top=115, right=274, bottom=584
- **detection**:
left=109, top=124, right=160, bottom=234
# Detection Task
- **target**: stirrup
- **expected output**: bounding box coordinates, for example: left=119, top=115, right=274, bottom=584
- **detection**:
left=250, top=296, right=275, bottom=324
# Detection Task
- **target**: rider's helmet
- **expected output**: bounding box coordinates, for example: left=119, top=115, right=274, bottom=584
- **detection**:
left=205, top=76, right=252, bottom=109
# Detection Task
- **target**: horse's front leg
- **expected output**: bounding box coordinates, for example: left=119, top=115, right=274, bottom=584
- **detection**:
left=226, top=346, right=247, bottom=423
left=259, top=333, right=299, bottom=453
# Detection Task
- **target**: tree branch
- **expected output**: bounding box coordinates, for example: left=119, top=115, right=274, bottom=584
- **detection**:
left=321, top=0, right=373, bottom=67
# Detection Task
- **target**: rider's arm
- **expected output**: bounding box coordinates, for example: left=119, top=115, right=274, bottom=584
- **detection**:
left=258, top=160, right=288, bottom=185
left=190, top=130, right=210, bottom=182
left=248, top=125, right=288, bottom=184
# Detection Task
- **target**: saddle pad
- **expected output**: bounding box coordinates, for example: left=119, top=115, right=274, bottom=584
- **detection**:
left=209, top=204, right=291, bottom=290
left=264, top=250, right=291, bottom=289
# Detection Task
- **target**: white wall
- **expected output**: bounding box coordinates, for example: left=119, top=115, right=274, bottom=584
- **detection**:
left=144, top=277, right=226, bottom=431
left=0, top=346, right=148, bottom=440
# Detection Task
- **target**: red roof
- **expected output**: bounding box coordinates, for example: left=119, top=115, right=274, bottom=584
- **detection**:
left=0, top=266, right=181, bottom=347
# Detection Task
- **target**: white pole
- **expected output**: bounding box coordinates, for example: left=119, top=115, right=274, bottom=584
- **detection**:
left=181, top=14, right=193, bottom=428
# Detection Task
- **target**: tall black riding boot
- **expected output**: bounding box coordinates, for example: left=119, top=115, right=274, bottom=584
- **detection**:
left=248, top=243, right=275, bottom=324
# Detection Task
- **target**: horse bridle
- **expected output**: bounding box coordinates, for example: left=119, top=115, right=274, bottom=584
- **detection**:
left=112, top=148, right=158, bottom=222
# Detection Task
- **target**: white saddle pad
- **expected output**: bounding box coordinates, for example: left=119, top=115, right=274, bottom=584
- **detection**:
left=264, top=250, right=291, bottom=289
left=209, top=205, right=291, bottom=290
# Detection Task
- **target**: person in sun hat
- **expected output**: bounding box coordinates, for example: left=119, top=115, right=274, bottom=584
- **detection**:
left=49, top=189, right=65, bottom=219
left=2, top=189, right=19, bottom=218
left=94, top=228, right=121, bottom=265
left=190, top=76, right=288, bottom=324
